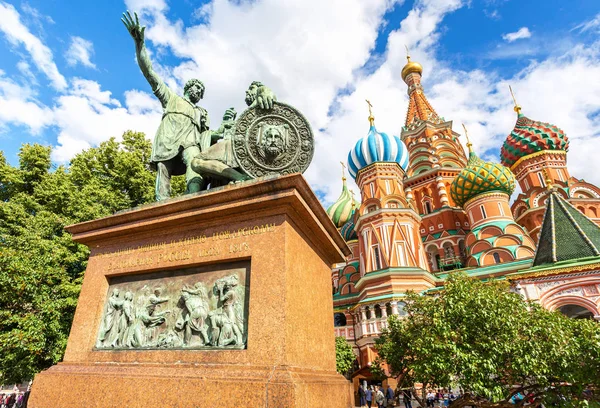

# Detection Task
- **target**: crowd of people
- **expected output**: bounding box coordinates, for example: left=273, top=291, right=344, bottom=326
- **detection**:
left=358, top=384, right=397, bottom=408
left=0, top=389, right=29, bottom=408
left=358, top=385, right=458, bottom=408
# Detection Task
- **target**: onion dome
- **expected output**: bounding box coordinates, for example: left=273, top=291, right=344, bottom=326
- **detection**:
left=340, top=210, right=358, bottom=241
left=348, top=102, right=409, bottom=179
left=451, top=140, right=516, bottom=208
left=500, top=90, right=569, bottom=168
left=401, top=55, right=423, bottom=81
left=326, top=169, right=360, bottom=228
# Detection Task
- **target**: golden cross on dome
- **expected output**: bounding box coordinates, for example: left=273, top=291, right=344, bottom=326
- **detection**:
left=509, top=85, right=522, bottom=115
left=350, top=189, right=356, bottom=208
left=366, top=99, right=375, bottom=126
left=340, top=161, right=347, bottom=181
left=462, top=123, right=473, bottom=154
left=405, top=44, right=411, bottom=61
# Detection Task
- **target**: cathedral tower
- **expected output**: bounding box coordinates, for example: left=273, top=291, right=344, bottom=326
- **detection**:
left=347, top=103, right=432, bottom=285
left=500, top=92, right=600, bottom=240
left=451, top=130, right=536, bottom=267
left=400, top=53, right=470, bottom=271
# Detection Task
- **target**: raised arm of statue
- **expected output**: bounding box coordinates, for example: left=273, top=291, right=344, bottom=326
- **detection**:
left=121, top=11, right=169, bottom=107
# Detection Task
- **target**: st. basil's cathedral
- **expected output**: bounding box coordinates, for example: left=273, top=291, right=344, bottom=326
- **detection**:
left=326, top=54, right=600, bottom=390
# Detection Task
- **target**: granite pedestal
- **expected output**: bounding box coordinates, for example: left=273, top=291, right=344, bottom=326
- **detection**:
left=29, top=174, right=353, bottom=408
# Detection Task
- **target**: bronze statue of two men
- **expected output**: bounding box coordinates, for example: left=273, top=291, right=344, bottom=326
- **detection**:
left=122, top=11, right=277, bottom=200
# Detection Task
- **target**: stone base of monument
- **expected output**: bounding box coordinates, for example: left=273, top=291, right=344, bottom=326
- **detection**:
left=29, top=175, right=353, bottom=408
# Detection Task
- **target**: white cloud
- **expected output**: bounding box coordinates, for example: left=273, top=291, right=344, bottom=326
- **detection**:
left=124, top=89, right=162, bottom=115
left=0, top=1, right=66, bottom=90
left=502, top=27, right=531, bottom=42
left=0, top=72, right=53, bottom=133
left=573, top=13, right=600, bottom=34
left=65, top=36, right=96, bottom=69
left=21, top=2, right=54, bottom=25
left=124, top=0, right=168, bottom=14
left=16, top=60, right=37, bottom=85
left=51, top=80, right=162, bottom=162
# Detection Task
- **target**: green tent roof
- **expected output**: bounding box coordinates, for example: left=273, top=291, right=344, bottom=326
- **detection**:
left=533, top=190, right=600, bottom=266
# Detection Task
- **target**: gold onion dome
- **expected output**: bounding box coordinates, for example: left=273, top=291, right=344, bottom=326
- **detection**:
left=327, top=168, right=360, bottom=228
left=450, top=140, right=516, bottom=208
left=401, top=55, right=423, bottom=81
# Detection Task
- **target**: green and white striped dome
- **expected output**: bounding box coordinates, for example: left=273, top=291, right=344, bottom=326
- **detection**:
left=327, top=177, right=360, bottom=228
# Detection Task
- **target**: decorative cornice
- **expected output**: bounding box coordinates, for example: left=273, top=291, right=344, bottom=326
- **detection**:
left=509, top=263, right=600, bottom=280
left=510, top=150, right=567, bottom=172
left=463, top=191, right=510, bottom=209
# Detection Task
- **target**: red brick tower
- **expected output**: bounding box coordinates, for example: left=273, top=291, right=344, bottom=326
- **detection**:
left=500, top=94, right=600, bottom=241
left=400, top=54, right=470, bottom=271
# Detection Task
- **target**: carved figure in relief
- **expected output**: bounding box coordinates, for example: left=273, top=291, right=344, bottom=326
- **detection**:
left=177, top=282, right=211, bottom=345
left=209, top=275, right=244, bottom=346
left=139, top=288, right=171, bottom=345
left=257, top=124, right=289, bottom=163
left=96, top=272, right=247, bottom=349
left=117, top=291, right=136, bottom=347
left=97, top=289, right=125, bottom=348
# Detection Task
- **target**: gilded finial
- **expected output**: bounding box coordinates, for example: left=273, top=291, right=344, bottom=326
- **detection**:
left=509, top=85, right=522, bottom=115
left=366, top=99, right=375, bottom=127
left=462, top=123, right=473, bottom=154
left=542, top=168, right=553, bottom=191
left=350, top=189, right=356, bottom=209
left=340, top=161, right=347, bottom=182
left=405, top=44, right=411, bottom=62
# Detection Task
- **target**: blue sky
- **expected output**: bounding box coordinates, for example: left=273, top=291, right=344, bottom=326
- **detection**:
left=0, top=0, right=599, bottom=205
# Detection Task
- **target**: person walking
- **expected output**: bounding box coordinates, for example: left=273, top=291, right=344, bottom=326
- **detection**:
left=366, top=386, right=374, bottom=408
left=359, top=385, right=367, bottom=408
left=385, top=385, right=395, bottom=407
left=375, top=386, right=386, bottom=408
left=402, top=389, right=412, bottom=408
left=426, top=390, right=435, bottom=408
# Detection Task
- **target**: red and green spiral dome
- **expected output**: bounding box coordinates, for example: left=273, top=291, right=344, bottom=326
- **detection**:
left=500, top=114, right=569, bottom=168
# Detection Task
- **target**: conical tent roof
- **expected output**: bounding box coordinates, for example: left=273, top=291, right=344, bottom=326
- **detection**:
left=533, top=190, right=600, bottom=266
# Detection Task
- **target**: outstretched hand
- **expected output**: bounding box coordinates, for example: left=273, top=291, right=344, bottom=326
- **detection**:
left=121, top=11, right=145, bottom=45
left=256, top=86, right=277, bottom=110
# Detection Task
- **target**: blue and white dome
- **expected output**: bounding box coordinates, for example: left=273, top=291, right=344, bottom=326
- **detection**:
left=347, top=125, right=410, bottom=179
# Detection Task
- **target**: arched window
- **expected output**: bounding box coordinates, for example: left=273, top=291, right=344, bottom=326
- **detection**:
left=334, top=313, right=347, bottom=327
left=424, top=201, right=433, bottom=214
left=374, top=304, right=382, bottom=319
left=558, top=305, right=594, bottom=319
left=537, top=172, right=546, bottom=188
left=386, top=303, right=393, bottom=317
left=493, top=252, right=501, bottom=264
left=372, top=245, right=382, bottom=270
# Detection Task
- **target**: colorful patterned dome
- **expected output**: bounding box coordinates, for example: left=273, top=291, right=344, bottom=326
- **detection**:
left=500, top=113, right=569, bottom=168
left=340, top=211, right=358, bottom=241
left=347, top=125, right=409, bottom=180
left=451, top=151, right=516, bottom=208
left=326, top=177, right=360, bottom=228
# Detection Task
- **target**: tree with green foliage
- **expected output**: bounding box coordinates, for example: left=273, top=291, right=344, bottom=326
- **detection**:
left=335, top=336, right=356, bottom=379
left=0, top=132, right=185, bottom=384
left=373, top=274, right=600, bottom=407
